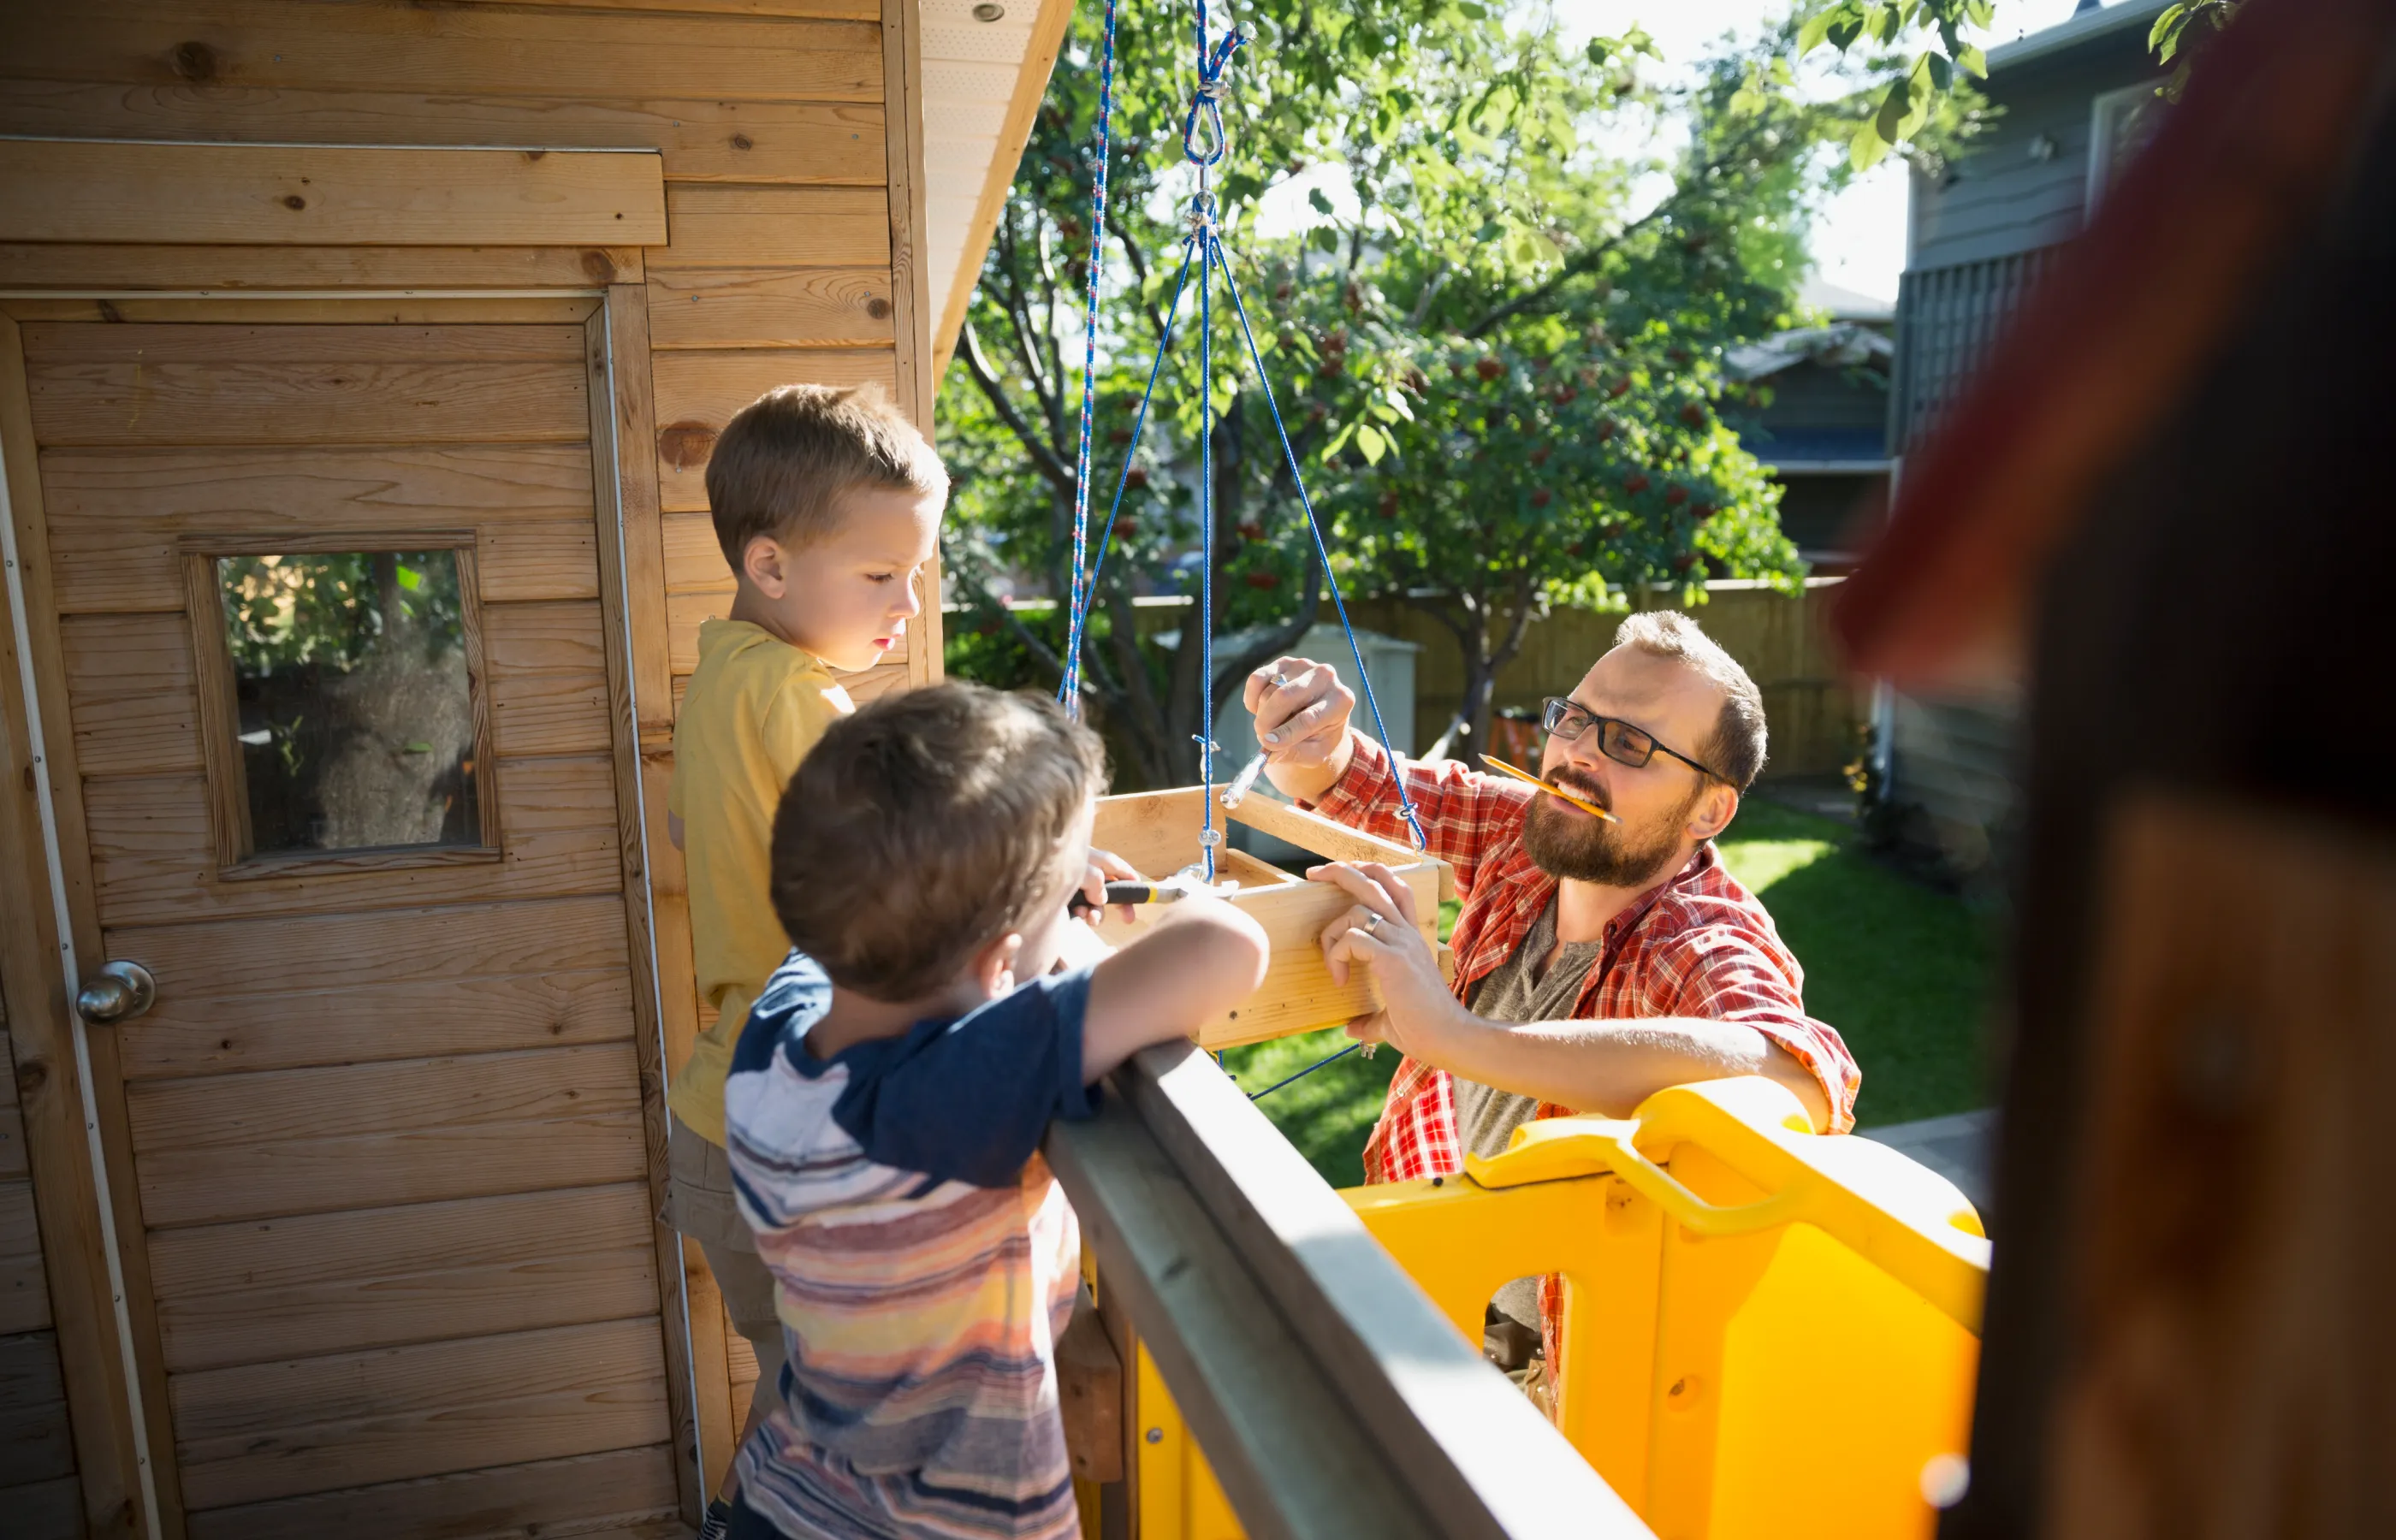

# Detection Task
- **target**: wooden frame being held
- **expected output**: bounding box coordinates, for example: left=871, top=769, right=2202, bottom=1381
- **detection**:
left=180, top=533, right=503, bottom=880
left=1091, top=788, right=1456, bottom=1049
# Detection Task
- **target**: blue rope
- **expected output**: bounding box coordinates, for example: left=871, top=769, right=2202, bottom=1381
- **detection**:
left=1059, top=0, right=1124, bottom=718
left=1056, top=236, right=1199, bottom=708
left=1180, top=2, right=1248, bottom=168
left=1195, top=204, right=1219, bottom=880
left=1248, top=1042, right=1362, bottom=1100
left=1213, top=237, right=1430, bottom=850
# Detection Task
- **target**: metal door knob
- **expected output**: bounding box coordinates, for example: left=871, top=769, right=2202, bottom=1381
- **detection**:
left=76, top=961, right=156, bottom=1025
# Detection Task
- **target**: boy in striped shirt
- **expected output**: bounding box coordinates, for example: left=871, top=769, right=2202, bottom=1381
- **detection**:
left=722, top=682, right=1268, bottom=1540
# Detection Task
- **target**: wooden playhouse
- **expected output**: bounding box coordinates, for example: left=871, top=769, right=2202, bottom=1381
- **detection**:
left=0, top=2, right=1078, bottom=1533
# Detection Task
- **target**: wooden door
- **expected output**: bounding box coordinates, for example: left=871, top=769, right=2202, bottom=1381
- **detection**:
left=2, top=304, right=688, bottom=1537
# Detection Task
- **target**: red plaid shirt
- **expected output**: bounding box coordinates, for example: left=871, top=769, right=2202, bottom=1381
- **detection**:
left=1308, top=734, right=1861, bottom=1188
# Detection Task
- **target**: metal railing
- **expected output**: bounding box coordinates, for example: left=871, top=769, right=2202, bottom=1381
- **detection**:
left=1889, top=246, right=2066, bottom=453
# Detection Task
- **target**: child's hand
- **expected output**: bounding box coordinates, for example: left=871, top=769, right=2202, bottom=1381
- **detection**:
left=1074, top=848, right=1142, bottom=927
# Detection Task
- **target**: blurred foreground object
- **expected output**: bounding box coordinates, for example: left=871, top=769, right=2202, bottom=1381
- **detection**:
left=1836, top=0, right=2396, bottom=1533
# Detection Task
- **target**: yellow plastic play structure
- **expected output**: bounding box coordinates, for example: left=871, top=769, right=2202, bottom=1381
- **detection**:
left=1122, top=1078, right=1989, bottom=1540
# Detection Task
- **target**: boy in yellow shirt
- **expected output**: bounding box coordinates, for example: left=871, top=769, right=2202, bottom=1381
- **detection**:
left=663, top=382, right=946, bottom=1537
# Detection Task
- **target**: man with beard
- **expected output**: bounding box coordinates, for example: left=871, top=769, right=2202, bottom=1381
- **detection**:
left=1244, top=612, right=1859, bottom=1375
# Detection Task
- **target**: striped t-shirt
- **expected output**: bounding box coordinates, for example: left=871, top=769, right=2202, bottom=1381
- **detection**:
left=724, top=951, right=1097, bottom=1540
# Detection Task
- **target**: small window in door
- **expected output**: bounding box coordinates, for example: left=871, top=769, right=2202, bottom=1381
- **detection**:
left=187, top=540, right=500, bottom=874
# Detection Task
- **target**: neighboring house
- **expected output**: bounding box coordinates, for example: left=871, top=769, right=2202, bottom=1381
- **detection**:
left=1877, top=0, right=2170, bottom=882
left=1729, top=277, right=1895, bottom=570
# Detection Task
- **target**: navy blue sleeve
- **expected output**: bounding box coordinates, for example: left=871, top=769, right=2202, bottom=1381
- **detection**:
left=827, top=968, right=1100, bottom=1189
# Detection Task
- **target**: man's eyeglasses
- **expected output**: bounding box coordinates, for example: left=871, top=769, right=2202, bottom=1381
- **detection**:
left=1539, top=696, right=1724, bottom=783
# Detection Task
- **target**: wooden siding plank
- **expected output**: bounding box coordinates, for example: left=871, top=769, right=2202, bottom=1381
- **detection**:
left=657, top=185, right=890, bottom=269
left=0, top=141, right=664, bottom=246
left=0, top=1182, right=50, bottom=1334
left=662, top=510, right=732, bottom=594
left=0, top=3, right=884, bottom=106
left=0, top=242, right=643, bottom=289
left=118, top=967, right=635, bottom=1082
left=651, top=348, right=898, bottom=511
left=181, top=1444, right=679, bottom=1540
left=0, top=1086, right=23, bottom=1182
left=0, top=80, right=887, bottom=187
left=61, top=611, right=199, bottom=773
left=106, top=893, right=632, bottom=998
left=492, top=667, right=615, bottom=758
left=645, top=266, right=895, bottom=350
left=0, top=1474, right=80, bottom=1539
left=480, top=0, right=876, bottom=18
left=81, top=771, right=623, bottom=930
left=148, top=1184, right=658, bottom=1373
left=126, top=1045, right=648, bottom=1229
left=24, top=323, right=584, bottom=364
left=169, top=1317, right=670, bottom=1510
left=42, top=443, right=596, bottom=524
left=23, top=323, right=587, bottom=365
left=56, top=517, right=599, bottom=614
left=0, top=1331, right=74, bottom=1487
left=24, top=358, right=590, bottom=448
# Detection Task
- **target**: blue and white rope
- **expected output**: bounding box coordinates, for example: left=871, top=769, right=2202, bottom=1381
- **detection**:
left=1059, top=0, right=1123, bottom=718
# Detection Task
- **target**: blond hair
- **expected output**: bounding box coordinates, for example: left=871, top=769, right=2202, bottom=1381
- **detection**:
left=706, top=382, right=949, bottom=567
left=1613, top=610, right=1768, bottom=790
left=770, top=683, right=1106, bottom=1000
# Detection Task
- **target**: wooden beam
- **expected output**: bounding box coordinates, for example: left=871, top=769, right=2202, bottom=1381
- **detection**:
left=0, top=243, right=643, bottom=289
left=933, top=0, right=1076, bottom=377
left=0, top=314, right=161, bottom=1536
left=0, top=141, right=666, bottom=247
left=885, top=0, right=945, bottom=689
left=588, top=286, right=712, bottom=1525
left=1048, top=1042, right=1651, bottom=1540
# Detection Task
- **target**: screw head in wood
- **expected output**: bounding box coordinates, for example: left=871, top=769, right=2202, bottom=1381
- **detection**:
left=973, top=1, right=1007, bottom=19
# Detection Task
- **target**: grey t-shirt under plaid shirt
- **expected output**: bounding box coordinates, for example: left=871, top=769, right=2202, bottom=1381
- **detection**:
left=1456, top=895, right=1604, bottom=1329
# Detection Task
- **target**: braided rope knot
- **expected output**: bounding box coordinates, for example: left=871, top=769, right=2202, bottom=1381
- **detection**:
left=1180, top=19, right=1248, bottom=166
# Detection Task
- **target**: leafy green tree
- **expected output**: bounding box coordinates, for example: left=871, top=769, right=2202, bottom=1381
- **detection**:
left=941, top=3, right=1861, bottom=782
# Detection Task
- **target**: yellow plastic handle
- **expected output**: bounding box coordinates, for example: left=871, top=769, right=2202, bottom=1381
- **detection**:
left=1576, top=1126, right=1824, bottom=1239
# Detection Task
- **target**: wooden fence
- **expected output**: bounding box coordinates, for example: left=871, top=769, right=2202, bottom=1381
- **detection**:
left=1342, top=578, right=1865, bottom=779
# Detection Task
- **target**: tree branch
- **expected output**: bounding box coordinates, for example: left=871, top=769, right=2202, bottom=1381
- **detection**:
left=1462, top=203, right=1669, bottom=339
left=960, top=319, right=1076, bottom=496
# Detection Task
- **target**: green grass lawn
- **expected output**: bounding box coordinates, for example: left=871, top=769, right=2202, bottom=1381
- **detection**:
left=1219, top=799, right=1992, bottom=1187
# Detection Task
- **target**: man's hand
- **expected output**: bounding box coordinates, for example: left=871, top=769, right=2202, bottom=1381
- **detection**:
left=1310, top=861, right=1457, bottom=1057
left=1243, top=657, right=1358, bottom=804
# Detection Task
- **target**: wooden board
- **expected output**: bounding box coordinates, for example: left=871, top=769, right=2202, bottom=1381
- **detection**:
left=82, top=772, right=622, bottom=929
left=22, top=323, right=587, bottom=366
left=41, top=444, right=596, bottom=528
left=148, top=1183, right=658, bottom=1373
left=0, top=1330, right=74, bottom=1487
left=0, top=80, right=886, bottom=187
left=168, top=1316, right=671, bottom=1510
left=0, top=3, right=884, bottom=105
left=0, top=242, right=643, bottom=290
left=1089, top=788, right=1450, bottom=1049
left=106, top=893, right=634, bottom=1004
left=657, top=185, right=891, bottom=269
left=0, top=140, right=665, bottom=246
left=651, top=349, right=900, bottom=511
left=125, top=1044, right=648, bottom=1229
left=661, top=510, right=732, bottom=593
left=646, top=266, right=897, bottom=350
left=0, top=1182, right=51, bottom=1334
left=181, top=1442, right=679, bottom=1540
left=25, top=357, right=590, bottom=448
left=57, top=515, right=599, bottom=614
left=118, top=966, right=636, bottom=1082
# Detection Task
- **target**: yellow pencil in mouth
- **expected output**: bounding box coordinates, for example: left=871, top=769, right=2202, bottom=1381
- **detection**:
left=1479, top=754, right=1619, bottom=822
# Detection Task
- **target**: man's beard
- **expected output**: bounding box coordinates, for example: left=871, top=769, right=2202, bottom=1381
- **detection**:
left=1520, top=770, right=1701, bottom=888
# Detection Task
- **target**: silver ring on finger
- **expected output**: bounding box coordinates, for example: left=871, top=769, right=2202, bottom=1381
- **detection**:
left=1361, top=911, right=1381, bottom=937
left=1272, top=672, right=1290, bottom=688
